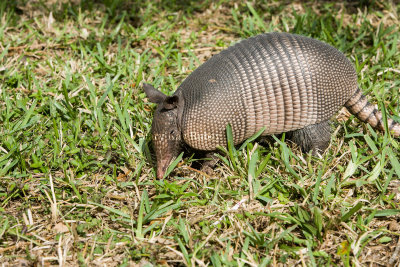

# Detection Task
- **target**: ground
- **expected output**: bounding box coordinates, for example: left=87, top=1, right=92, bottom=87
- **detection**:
left=0, top=0, right=400, bottom=266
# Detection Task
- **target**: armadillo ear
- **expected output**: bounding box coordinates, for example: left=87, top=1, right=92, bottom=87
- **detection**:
left=143, top=83, right=167, bottom=104
left=163, top=95, right=180, bottom=110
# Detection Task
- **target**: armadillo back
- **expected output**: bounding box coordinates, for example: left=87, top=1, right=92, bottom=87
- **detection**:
left=178, top=32, right=358, bottom=151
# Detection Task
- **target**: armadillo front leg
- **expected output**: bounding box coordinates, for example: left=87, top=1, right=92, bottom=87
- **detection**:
left=286, top=120, right=331, bottom=155
left=200, top=152, right=220, bottom=176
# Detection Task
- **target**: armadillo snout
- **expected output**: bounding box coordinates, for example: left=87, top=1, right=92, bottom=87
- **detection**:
left=152, top=131, right=182, bottom=178
left=151, top=106, right=183, bottom=178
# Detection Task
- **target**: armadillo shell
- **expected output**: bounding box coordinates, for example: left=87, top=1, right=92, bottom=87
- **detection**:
left=176, top=32, right=358, bottom=151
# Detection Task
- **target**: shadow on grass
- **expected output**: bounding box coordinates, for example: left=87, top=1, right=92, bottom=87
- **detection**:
left=4, top=0, right=392, bottom=30
left=7, top=0, right=214, bottom=27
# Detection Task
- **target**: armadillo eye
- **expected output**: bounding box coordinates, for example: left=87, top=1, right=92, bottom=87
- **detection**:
left=170, top=130, right=175, bottom=135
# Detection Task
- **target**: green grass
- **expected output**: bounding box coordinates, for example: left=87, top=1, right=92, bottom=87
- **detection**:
left=1, top=0, right=400, bottom=266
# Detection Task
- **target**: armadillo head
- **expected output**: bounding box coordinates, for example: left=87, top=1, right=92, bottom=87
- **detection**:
left=143, top=83, right=183, bottom=179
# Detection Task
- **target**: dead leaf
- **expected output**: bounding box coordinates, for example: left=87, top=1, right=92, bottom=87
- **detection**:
left=54, top=222, right=69, bottom=234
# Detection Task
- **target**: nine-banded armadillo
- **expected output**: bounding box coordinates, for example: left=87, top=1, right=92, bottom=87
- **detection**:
left=143, top=32, right=400, bottom=179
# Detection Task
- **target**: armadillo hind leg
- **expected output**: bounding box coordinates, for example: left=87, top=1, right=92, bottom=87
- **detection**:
left=345, top=88, right=400, bottom=137
left=286, top=120, right=331, bottom=155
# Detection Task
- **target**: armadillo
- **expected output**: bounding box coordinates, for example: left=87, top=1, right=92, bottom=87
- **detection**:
left=143, top=32, right=400, bottom=179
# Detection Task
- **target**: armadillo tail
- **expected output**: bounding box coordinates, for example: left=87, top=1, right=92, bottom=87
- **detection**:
left=345, top=88, right=400, bottom=137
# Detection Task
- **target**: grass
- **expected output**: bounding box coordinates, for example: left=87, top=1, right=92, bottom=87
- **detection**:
left=1, top=0, right=400, bottom=266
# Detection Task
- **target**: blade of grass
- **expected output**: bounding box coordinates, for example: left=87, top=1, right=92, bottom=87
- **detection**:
left=341, top=202, right=363, bottom=222
left=163, top=152, right=184, bottom=179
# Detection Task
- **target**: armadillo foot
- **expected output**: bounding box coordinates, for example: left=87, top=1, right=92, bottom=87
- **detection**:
left=200, top=152, right=219, bottom=175
left=286, top=120, right=331, bottom=155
